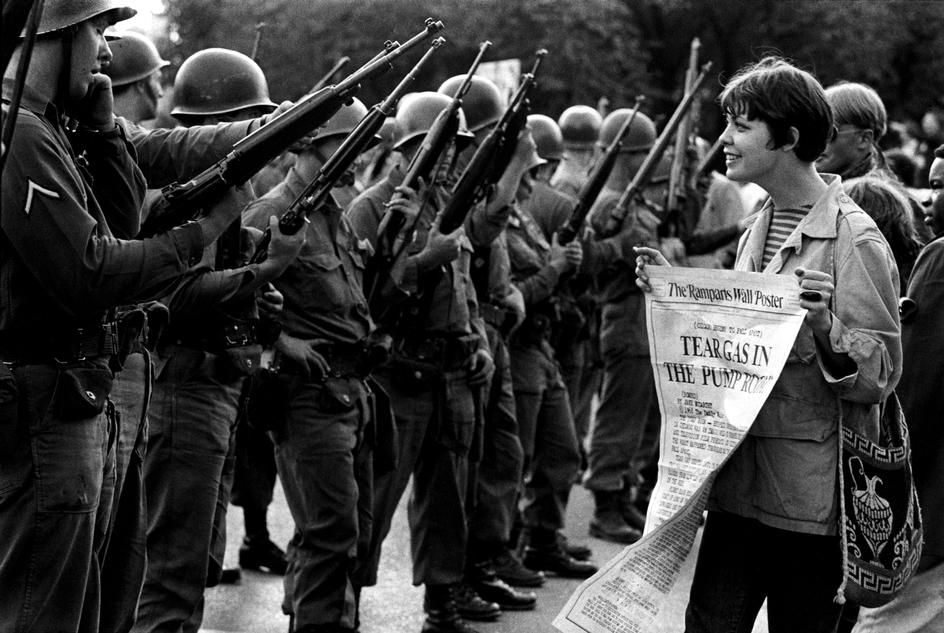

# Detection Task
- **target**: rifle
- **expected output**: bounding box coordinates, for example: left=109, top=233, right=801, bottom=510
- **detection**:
left=600, top=61, right=713, bottom=238
left=437, top=48, right=548, bottom=234
left=250, top=22, right=266, bottom=63
left=557, top=95, right=645, bottom=245
left=364, top=41, right=492, bottom=310
left=376, top=41, right=492, bottom=264
left=137, top=18, right=444, bottom=238
left=309, top=56, right=351, bottom=94
left=665, top=37, right=701, bottom=234
left=1, top=0, right=44, bottom=173
left=249, top=36, right=445, bottom=264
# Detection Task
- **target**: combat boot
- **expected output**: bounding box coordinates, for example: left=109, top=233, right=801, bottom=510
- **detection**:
left=522, top=528, right=599, bottom=578
left=589, top=490, right=642, bottom=544
left=421, top=584, right=482, bottom=633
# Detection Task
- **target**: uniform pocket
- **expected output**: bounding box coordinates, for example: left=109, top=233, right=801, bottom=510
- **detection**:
left=55, top=366, right=113, bottom=421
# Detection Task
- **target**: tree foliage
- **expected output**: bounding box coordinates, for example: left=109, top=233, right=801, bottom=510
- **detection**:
left=161, top=0, right=944, bottom=132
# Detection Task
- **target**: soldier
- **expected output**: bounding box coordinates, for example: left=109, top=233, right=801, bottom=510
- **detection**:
left=242, top=98, right=381, bottom=633
left=348, top=88, right=496, bottom=633
left=506, top=121, right=600, bottom=580
left=551, top=105, right=603, bottom=198
left=0, top=2, right=250, bottom=631
left=581, top=107, right=661, bottom=544
left=106, top=31, right=168, bottom=126
left=132, top=48, right=303, bottom=633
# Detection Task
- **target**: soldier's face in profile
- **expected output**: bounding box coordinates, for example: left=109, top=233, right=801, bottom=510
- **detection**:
left=69, top=15, right=113, bottom=101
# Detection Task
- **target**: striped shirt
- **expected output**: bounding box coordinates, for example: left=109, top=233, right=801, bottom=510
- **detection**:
left=762, top=207, right=810, bottom=268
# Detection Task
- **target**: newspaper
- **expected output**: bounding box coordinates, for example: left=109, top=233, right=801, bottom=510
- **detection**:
left=555, top=267, right=806, bottom=633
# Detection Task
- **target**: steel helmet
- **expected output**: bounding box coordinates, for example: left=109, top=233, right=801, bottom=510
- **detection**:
left=527, top=114, right=564, bottom=161
left=393, top=91, right=473, bottom=151
left=171, top=48, right=276, bottom=118
left=437, top=75, right=504, bottom=132
left=292, top=97, right=376, bottom=150
left=558, top=105, right=603, bottom=150
left=104, top=31, right=169, bottom=87
left=25, top=0, right=136, bottom=36
left=598, top=107, right=656, bottom=153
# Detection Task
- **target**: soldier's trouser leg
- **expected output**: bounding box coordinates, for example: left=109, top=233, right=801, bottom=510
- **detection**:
left=467, top=327, right=523, bottom=559
left=510, top=343, right=580, bottom=532
left=582, top=349, right=656, bottom=493
left=0, top=359, right=116, bottom=633
left=101, top=351, right=151, bottom=633
left=558, top=337, right=601, bottom=458
left=133, top=348, right=240, bottom=633
left=275, top=376, right=368, bottom=630
left=231, top=407, right=278, bottom=540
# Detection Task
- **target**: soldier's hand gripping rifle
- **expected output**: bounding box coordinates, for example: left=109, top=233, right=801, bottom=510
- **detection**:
left=374, top=41, right=492, bottom=265
left=557, top=95, right=645, bottom=245
left=248, top=37, right=445, bottom=264
left=600, top=62, right=712, bottom=239
left=362, top=41, right=491, bottom=311
left=137, top=18, right=444, bottom=238
left=436, top=48, right=548, bottom=235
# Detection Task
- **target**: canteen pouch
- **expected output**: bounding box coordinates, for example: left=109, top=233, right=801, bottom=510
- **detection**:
left=55, top=366, right=112, bottom=421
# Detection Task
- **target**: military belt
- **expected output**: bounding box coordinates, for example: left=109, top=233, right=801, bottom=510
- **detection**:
left=0, top=322, right=120, bottom=365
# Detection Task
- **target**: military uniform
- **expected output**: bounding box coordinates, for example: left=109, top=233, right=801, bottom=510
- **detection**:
left=348, top=169, right=488, bottom=592
left=243, top=165, right=377, bottom=631
left=0, top=79, right=205, bottom=633
left=582, top=187, right=661, bottom=501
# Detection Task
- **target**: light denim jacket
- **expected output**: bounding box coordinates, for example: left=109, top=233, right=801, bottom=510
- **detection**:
left=710, top=175, right=902, bottom=535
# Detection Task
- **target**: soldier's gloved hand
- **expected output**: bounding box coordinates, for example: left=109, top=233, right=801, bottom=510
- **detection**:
left=256, top=283, right=283, bottom=319
left=416, top=212, right=464, bottom=272
left=74, top=73, right=116, bottom=131
left=466, top=348, right=494, bottom=387
left=275, top=333, right=330, bottom=381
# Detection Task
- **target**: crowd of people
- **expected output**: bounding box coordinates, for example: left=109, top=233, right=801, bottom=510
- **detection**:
left=1, top=3, right=941, bottom=633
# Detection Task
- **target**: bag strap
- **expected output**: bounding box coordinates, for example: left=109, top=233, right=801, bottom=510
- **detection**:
left=830, top=209, right=850, bottom=605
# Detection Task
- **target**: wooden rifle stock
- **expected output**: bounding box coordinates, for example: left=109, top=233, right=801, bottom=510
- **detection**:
left=248, top=36, right=445, bottom=264
left=601, top=62, right=713, bottom=238
left=558, top=95, right=645, bottom=245
left=137, top=18, right=444, bottom=238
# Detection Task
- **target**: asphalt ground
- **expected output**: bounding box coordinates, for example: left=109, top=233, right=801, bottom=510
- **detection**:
left=201, top=479, right=769, bottom=633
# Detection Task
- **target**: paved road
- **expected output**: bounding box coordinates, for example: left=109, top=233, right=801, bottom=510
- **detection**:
left=201, top=480, right=768, bottom=633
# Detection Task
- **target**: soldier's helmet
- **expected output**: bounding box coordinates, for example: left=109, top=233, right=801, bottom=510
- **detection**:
left=437, top=75, right=504, bottom=133
left=291, top=97, right=374, bottom=151
left=527, top=114, right=564, bottom=162
left=598, top=107, right=656, bottom=153
left=171, top=48, right=276, bottom=118
left=393, top=91, right=473, bottom=151
left=26, top=0, right=136, bottom=36
left=558, top=105, right=603, bottom=150
left=104, top=31, right=169, bottom=87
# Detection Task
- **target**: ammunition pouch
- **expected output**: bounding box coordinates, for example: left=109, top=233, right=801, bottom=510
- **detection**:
left=479, top=303, right=518, bottom=339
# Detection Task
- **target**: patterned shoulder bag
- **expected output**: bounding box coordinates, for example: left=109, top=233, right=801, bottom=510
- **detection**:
left=831, top=210, right=924, bottom=607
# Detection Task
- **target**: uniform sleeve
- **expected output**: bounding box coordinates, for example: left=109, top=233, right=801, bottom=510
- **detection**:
left=819, top=219, right=902, bottom=403
left=71, top=125, right=147, bottom=239
left=467, top=198, right=510, bottom=247
left=120, top=117, right=257, bottom=187
left=347, top=192, right=425, bottom=300
left=1, top=114, right=205, bottom=316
